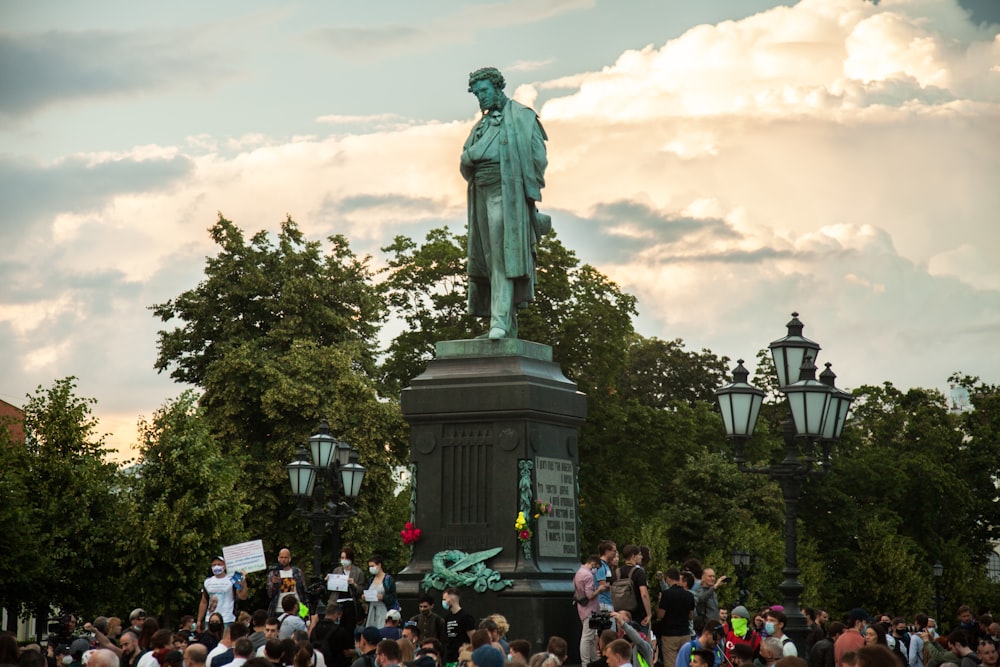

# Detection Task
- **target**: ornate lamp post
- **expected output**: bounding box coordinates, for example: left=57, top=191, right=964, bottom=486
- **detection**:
left=731, top=550, right=754, bottom=607
left=933, top=561, right=944, bottom=624
left=715, top=313, right=855, bottom=656
left=286, top=420, right=367, bottom=578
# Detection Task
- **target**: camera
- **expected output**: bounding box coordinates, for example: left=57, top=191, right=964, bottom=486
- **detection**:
left=711, top=625, right=726, bottom=642
left=589, top=611, right=614, bottom=631
left=47, top=616, right=74, bottom=648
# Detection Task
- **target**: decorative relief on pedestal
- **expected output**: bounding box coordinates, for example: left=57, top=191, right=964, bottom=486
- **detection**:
left=442, top=424, right=492, bottom=524
left=498, top=427, right=519, bottom=451
left=414, top=432, right=437, bottom=454
left=518, top=459, right=534, bottom=560
left=421, top=548, right=514, bottom=592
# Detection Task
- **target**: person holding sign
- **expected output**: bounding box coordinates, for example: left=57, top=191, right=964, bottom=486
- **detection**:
left=267, top=548, right=309, bottom=617
left=363, top=555, right=397, bottom=629
left=326, top=546, right=366, bottom=630
left=197, top=555, right=249, bottom=631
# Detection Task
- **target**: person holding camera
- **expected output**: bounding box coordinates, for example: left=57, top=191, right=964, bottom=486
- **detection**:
left=609, top=611, right=653, bottom=667
left=576, top=555, right=608, bottom=665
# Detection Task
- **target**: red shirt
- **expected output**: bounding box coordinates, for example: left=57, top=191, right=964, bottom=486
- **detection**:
left=835, top=629, right=865, bottom=667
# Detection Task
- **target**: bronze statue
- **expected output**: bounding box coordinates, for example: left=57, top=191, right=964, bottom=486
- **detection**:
left=460, top=66, right=549, bottom=339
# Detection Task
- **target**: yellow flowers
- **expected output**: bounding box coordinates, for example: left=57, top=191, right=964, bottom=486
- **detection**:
left=515, top=511, right=527, bottom=530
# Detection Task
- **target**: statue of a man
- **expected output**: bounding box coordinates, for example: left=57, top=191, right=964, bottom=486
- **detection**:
left=460, top=66, right=549, bottom=340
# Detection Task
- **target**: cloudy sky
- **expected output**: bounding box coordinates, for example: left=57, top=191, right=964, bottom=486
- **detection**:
left=2, top=0, right=998, bottom=457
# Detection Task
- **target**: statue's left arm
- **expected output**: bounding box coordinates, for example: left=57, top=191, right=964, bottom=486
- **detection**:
left=509, top=101, right=547, bottom=202
left=528, top=116, right=547, bottom=201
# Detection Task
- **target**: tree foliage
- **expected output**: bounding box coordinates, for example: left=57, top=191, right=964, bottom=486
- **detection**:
left=17, top=378, right=128, bottom=621
left=123, top=390, right=251, bottom=623
left=152, top=215, right=408, bottom=578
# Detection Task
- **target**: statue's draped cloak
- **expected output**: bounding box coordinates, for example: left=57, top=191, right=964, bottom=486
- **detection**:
left=461, top=99, right=548, bottom=318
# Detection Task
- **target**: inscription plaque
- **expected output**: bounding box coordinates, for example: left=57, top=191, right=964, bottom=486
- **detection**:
left=534, top=456, right=578, bottom=558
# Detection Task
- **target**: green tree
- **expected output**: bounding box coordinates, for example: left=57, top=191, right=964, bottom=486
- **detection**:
left=379, top=227, right=479, bottom=393
left=616, top=336, right=730, bottom=407
left=0, top=416, right=43, bottom=628
left=123, top=390, right=251, bottom=623
left=152, top=216, right=407, bottom=569
left=800, top=380, right=1000, bottom=616
left=20, top=377, right=127, bottom=622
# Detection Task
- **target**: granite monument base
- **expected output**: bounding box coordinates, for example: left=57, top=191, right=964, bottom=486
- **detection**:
left=397, top=339, right=587, bottom=658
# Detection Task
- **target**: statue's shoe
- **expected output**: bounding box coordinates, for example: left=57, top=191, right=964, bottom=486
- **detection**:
left=488, top=327, right=506, bottom=339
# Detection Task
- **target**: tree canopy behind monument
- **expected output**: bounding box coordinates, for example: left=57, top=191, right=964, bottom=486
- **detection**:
left=151, top=215, right=408, bottom=569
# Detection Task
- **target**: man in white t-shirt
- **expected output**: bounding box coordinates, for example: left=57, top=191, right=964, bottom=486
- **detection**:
left=198, top=555, right=249, bottom=631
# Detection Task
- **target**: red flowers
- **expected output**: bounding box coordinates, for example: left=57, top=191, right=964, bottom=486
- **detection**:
left=400, top=522, right=422, bottom=546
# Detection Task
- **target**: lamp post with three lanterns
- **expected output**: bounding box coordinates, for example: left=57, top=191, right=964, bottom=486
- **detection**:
left=715, top=313, right=854, bottom=656
left=285, top=420, right=367, bottom=579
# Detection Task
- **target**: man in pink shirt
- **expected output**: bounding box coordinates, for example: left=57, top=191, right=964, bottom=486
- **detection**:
left=835, top=609, right=869, bottom=667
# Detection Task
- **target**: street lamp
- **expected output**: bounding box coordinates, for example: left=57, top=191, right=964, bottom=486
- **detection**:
left=933, top=561, right=944, bottom=624
left=715, top=313, right=855, bottom=656
left=731, top=550, right=754, bottom=606
left=286, top=420, right=366, bottom=579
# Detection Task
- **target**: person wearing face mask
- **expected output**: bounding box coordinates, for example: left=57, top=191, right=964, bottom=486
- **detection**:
left=409, top=595, right=446, bottom=647
left=764, top=611, right=797, bottom=657
left=327, top=548, right=367, bottom=631
left=441, top=589, right=475, bottom=667
left=835, top=610, right=869, bottom=667
left=723, top=607, right=761, bottom=665
left=198, top=556, right=249, bottom=633
left=364, top=555, right=397, bottom=630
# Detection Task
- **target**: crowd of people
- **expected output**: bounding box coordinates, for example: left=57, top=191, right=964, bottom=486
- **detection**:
left=572, top=542, right=1000, bottom=667
left=4, top=544, right=999, bottom=667
left=1, top=547, right=588, bottom=667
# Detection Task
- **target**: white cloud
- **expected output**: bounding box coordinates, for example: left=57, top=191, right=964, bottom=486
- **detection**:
left=536, top=0, right=1000, bottom=120
left=3, top=0, right=998, bottom=455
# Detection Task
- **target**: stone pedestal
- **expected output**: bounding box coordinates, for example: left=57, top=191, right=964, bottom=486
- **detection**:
left=398, top=339, right=586, bottom=654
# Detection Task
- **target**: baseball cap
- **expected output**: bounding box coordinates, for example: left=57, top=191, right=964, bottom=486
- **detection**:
left=386, top=609, right=401, bottom=622
left=129, top=608, right=146, bottom=621
left=70, top=639, right=91, bottom=657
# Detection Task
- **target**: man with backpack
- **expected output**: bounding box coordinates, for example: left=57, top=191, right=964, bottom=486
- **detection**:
left=889, top=618, right=912, bottom=667
left=612, top=545, right=651, bottom=634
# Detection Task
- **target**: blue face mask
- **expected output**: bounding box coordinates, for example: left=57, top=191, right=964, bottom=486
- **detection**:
left=765, top=622, right=775, bottom=635
left=442, top=599, right=450, bottom=611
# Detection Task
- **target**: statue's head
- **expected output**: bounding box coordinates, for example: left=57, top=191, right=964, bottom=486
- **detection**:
left=468, top=67, right=507, bottom=112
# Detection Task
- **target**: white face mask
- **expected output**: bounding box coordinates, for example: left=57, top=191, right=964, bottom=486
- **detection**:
left=341, top=559, right=351, bottom=568
left=369, top=566, right=378, bottom=575
left=212, top=565, right=225, bottom=575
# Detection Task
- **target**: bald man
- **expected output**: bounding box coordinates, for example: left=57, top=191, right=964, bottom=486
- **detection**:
left=267, top=548, right=309, bottom=617
left=89, top=650, right=121, bottom=667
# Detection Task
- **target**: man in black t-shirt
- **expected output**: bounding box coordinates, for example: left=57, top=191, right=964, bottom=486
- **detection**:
left=655, top=568, right=695, bottom=667
left=619, top=544, right=651, bottom=633
left=442, top=588, right=476, bottom=666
